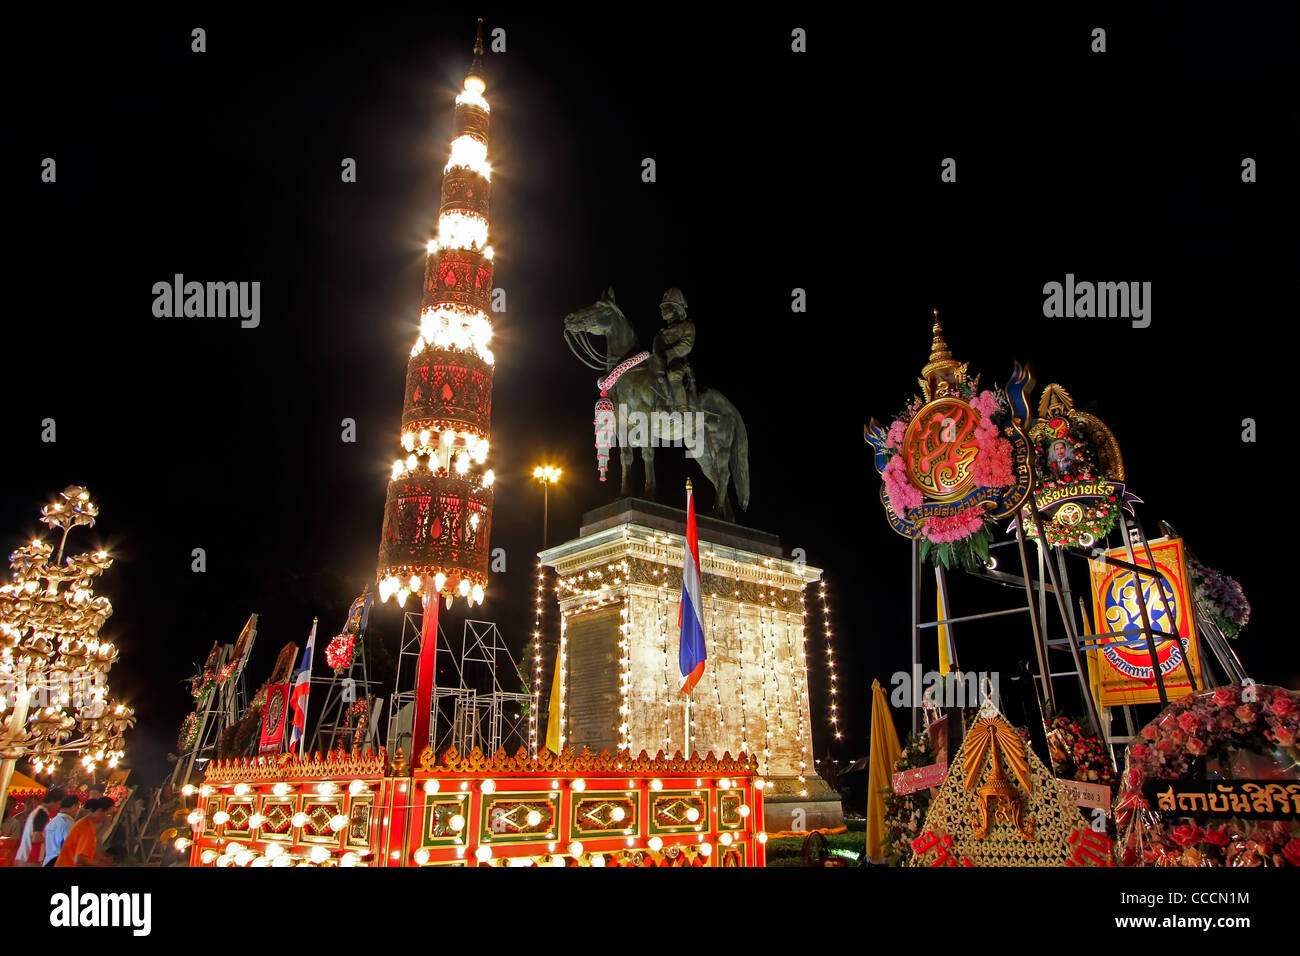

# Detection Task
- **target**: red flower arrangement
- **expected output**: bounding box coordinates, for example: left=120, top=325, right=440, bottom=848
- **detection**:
left=1115, top=685, right=1300, bottom=867
left=325, top=633, right=356, bottom=675
left=1044, top=714, right=1115, bottom=787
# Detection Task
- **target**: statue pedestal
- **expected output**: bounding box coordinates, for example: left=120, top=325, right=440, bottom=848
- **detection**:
left=540, top=498, right=844, bottom=834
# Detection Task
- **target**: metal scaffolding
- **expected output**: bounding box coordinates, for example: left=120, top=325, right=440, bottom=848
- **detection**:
left=386, top=616, right=530, bottom=760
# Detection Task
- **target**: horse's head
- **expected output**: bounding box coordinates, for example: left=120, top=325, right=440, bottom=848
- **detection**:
left=564, top=287, right=622, bottom=337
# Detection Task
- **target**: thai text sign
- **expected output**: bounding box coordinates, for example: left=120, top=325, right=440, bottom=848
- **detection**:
left=892, top=762, right=948, bottom=796
left=1144, top=781, right=1300, bottom=819
left=1057, top=778, right=1112, bottom=810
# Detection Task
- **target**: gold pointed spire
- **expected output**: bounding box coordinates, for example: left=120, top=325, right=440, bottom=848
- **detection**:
left=918, top=310, right=973, bottom=401
left=469, top=17, right=485, bottom=79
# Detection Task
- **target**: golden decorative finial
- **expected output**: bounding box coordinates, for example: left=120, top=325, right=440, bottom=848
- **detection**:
left=469, top=17, right=485, bottom=78
left=389, top=747, right=408, bottom=775
left=685, top=478, right=693, bottom=491
left=917, top=310, right=974, bottom=401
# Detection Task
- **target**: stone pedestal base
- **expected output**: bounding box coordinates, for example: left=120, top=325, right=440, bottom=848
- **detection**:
left=761, top=775, right=845, bottom=833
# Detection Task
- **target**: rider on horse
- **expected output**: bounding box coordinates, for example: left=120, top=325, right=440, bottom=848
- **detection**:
left=652, top=288, right=696, bottom=414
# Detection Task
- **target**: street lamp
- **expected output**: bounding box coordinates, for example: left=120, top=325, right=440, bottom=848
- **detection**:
left=532, top=465, right=561, bottom=547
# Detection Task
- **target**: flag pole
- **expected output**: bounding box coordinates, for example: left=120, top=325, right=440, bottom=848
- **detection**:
left=684, top=477, right=692, bottom=757
left=299, top=617, right=317, bottom=758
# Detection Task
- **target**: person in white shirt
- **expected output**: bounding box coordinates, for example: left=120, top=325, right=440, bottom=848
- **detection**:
left=16, top=787, right=65, bottom=867
left=43, top=794, right=82, bottom=867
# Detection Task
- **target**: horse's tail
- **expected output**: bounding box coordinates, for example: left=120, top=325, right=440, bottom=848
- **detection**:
left=730, top=409, right=750, bottom=512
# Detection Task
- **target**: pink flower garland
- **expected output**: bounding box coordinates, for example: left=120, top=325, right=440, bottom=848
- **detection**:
left=883, top=454, right=922, bottom=520
left=921, top=508, right=986, bottom=543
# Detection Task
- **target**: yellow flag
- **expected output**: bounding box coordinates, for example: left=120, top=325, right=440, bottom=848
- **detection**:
left=936, top=570, right=951, bottom=677
left=544, top=644, right=562, bottom=754
left=866, top=679, right=902, bottom=862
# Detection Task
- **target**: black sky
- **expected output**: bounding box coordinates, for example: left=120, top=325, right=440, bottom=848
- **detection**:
left=8, top=7, right=1298, bottom=784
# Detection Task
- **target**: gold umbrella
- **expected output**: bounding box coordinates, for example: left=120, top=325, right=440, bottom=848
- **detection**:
left=866, top=678, right=901, bottom=863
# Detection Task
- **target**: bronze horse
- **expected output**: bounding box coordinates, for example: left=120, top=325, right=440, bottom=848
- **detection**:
left=564, top=289, right=750, bottom=521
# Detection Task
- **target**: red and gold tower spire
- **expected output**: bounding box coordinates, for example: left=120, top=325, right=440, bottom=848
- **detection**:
left=377, top=21, right=496, bottom=756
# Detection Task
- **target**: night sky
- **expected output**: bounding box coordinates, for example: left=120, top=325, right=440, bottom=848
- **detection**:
left=9, top=8, right=1298, bottom=786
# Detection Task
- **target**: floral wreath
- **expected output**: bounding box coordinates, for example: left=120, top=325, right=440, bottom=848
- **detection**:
left=177, top=710, right=200, bottom=751
left=326, top=632, right=357, bottom=675
left=883, top=733, right=938, bottom=866
left=1020, top=420, right=1120, bottom=548
left=866, top=319, right=1033, bottom=571
left=1115, top=685, right=1300, bottom=867
left=344, top=697, right=372, bottom=750
left=1020, top=385, right=1139, bottom=550
left=1044, top=714, right=1115, bottom=788
left=1188, top=559, right=1251, bottom=639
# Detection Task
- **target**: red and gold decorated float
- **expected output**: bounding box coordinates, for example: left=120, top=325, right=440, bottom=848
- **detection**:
left=188, top=746, right=767, bottom=867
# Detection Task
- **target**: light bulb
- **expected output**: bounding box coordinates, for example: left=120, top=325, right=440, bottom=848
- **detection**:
left=571, top=779, right=586, bottom=792
left=340, top=852, right=360, bottom=867
left=329, top=814, right=348, bottom=832
left=309, top=846, right=330, bottom=864
left=349, top=780, right=367, bottom=796
left=212, top=811, right=230, bottom=826
left=526, top=810, right=542, bottom=828
left=648, top=836, right=663, bottom=852
left=449, top=814, right=466, bottom=832
left=292, top=812, right=308, bottom=828
left=423, top=779, right=440, bottom=794
left=568, top=841, right=583, bottom=857
left=738, top=804, right=750, bottom=818
left=480, top=779, right=496, bottom=794
left=413, top=848, right=431, bottom=865
left=273, top=782, right=290, bottom=796
left=685, top=807, right=700, bottom=823
left=475, top=845, right=493, bottom=862
left=757, top=832, right=768, bottom=845
left=698, top=842, right=713, bottom=857
left=610, top=807, right=625, bottom=823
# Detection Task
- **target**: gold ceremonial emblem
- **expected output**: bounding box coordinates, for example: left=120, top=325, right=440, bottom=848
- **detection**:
left=1056, top=503, right=1083, bottom=526
left=902, top=398, right=981, bottom=501
left=962, top=716, right=1036, bottom=841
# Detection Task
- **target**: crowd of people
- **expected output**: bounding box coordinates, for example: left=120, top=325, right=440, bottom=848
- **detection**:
left=5, top=787, right=124, bottom=867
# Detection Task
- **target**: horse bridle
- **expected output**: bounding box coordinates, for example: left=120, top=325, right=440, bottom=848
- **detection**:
left=564, top=324, right=609, bottom=372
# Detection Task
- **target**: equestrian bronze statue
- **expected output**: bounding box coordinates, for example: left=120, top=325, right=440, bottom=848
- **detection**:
left=564, top=288, right=751, bottom=521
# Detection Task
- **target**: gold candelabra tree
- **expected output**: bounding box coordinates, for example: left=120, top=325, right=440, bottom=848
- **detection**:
left=0, top=486, right=134, bottom=815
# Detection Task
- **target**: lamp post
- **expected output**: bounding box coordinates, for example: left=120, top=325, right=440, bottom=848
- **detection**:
left=532, top=465, right=562, bottom=548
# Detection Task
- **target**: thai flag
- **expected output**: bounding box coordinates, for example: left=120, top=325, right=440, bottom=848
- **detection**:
left=678, top=482, right=707, bottom=694
left=288, top=619, right=318, bottom=754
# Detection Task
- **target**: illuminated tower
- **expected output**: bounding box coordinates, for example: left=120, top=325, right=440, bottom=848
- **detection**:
left=377, top=21, right=497, bottom=758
